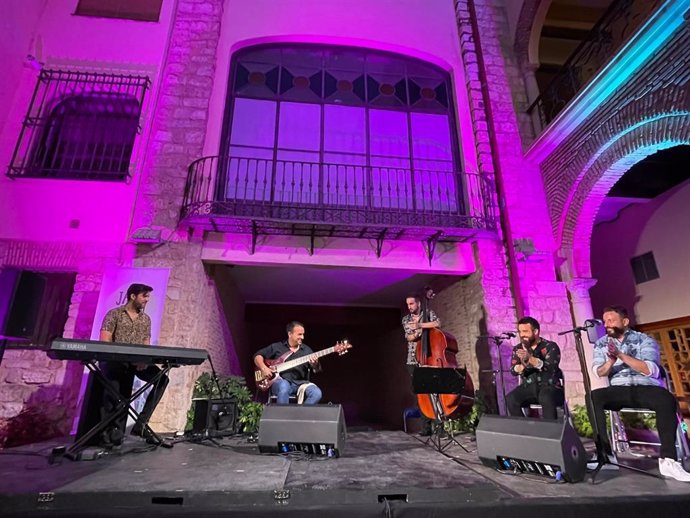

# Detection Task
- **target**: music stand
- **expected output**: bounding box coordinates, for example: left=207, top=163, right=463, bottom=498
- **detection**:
left=412, top=367, right=471, bottom=453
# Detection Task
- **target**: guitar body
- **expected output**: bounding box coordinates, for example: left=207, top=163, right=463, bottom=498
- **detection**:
left=255, top=351, right=292, bottom=392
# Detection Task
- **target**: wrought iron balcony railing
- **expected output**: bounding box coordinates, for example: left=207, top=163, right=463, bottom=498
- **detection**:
left=526, top=0, right=662, bottom=128
left=180, top=155, right=497, bottom=244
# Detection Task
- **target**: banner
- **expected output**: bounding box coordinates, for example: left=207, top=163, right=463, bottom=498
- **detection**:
left=72, top=267, right=170, bottom=434
left=90, top=267, right=170, bottom=342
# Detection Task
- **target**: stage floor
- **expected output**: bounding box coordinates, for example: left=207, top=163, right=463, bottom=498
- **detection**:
left=2, top=429, right=690, bottom=517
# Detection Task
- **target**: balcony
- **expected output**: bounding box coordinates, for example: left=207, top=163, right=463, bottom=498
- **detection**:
left=180, top=155, right=497, bottom=253
left=527, top=0, right=662, bottom=129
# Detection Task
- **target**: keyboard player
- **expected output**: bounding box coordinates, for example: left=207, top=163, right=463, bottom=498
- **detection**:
left=98, top=283, right=168, bottom=446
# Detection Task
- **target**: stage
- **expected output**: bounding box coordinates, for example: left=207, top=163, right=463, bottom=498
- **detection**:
left=2, top=429, right=690, bottom=517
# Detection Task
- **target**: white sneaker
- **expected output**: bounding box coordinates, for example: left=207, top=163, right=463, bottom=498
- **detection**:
left=659, top=458, right=690, bottom=482
left=586, top=453, right=619, bottom=471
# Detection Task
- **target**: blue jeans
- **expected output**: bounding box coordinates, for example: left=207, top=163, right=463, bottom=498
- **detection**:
left=271, top=378, right=322, bottom=404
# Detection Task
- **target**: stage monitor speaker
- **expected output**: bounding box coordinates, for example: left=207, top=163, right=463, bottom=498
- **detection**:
left=191, top=398, right=238, bottom=436
left=476, top=415, right=586, bottom=482
left=258, top=404, right=346, bottom=457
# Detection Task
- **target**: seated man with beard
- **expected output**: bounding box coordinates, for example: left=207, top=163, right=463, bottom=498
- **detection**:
left=586, top=305, right=690, bottom=481
left=506, top=316, right=564, bottom=420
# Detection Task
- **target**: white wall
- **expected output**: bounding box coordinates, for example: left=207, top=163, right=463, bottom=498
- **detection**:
left=0, top=0, right=176, bottom=243
left=590, top=179, right=690, bottom=324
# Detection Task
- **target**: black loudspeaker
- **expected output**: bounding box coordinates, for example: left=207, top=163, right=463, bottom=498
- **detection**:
left=476, top=415, right=587, bottom=482
left=191, top=399, right=238, bottom=436
left=258, top=404, right=347, bottom=457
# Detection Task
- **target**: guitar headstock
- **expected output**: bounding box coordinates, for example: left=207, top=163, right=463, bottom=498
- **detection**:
left=335, top=339, right=352, bottom=355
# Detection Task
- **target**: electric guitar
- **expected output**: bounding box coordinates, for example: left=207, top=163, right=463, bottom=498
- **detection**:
left=255, top=340, right=352, bottom=391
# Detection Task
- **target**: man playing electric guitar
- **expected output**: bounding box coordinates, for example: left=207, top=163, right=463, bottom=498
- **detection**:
left=253, top=321, right=324, bottom=404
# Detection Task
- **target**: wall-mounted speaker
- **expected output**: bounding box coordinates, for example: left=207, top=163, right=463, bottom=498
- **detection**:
left=258, top=404, right=347, bottom=457
left=476, top=415, right=587, bottom=482
left=191, top=398, right=238, bottom=436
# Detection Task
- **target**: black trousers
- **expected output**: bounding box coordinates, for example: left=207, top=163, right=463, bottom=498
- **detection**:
left=587, top=384, right=680, bottom=460
left=407, top=365, right=433, bottom=432
left=506, top=382, right=564, bottom=420
left=100, top=361, right=169, bottom=433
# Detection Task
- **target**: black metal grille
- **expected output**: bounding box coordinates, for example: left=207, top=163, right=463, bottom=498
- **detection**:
left=180, top=155, right=497, bottom=242
left=526, top=0, right=662, bottom=128
left=7, top=69, right=150, bottom=181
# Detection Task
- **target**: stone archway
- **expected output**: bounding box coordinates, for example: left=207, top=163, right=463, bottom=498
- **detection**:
left=559, top=113, right=690, bottom=282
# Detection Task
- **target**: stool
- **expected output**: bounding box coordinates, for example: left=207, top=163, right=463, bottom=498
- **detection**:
left=403, top=407, right=421, bottom=433
left=609, top=408, right=690, bottom=460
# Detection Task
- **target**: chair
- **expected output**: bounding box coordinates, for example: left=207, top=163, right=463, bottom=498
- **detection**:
left=267, top=394, right=298, bottom=405
left=522, top=400, right=571, bottom=423
left=608, top=368, right=690, bottom=461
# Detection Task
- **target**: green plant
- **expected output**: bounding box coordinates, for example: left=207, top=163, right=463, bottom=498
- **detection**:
left=191, top=372, right=252, bottom=405
left=238, top=401, right=264, bottom=434
left=444, top=390, right=489, bottom=434
left=186, top=372, right=262, bottom=433
left=571, top=404, right=594, bottom=438
left=620, top=411, right=656, bottom=430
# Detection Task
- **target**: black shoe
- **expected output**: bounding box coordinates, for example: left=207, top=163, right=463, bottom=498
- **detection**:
left=100, top=426, right=123, bottom=448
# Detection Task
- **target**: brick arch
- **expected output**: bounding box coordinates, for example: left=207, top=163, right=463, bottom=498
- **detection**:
left=513, top=0, right=550, bottom=66
left=559, top=113, right=690, bottom=279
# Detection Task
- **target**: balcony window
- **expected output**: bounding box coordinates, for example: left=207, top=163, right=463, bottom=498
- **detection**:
left=75, top=0, right=163, bottom=22
left=7, top=69, right=150, bottom=181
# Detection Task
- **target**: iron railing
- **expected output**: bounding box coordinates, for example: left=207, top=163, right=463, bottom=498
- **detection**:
left=526, top=0, right=662, bottom=128
left=181, top=155, right=497, bottom=240
left=7, top=69, right=150, bottom=180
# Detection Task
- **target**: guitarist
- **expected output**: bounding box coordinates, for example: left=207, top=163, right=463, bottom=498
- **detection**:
left=253, top=321, right=323, bottom=404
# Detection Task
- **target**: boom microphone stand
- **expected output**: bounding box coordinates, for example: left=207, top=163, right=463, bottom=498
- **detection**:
left=558, top=321, right=658, bottom=483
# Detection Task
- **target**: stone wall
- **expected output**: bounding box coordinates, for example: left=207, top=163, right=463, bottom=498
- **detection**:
left=454, top=0, right=582, bottom=403
left=0, top=240, right=119, bottom=447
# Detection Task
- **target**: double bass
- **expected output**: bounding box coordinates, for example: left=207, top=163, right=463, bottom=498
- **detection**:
left=415, top=287, right=474, bottom=420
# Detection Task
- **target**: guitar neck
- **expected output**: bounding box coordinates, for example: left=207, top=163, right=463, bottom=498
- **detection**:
left=276, top=345, right=339, bottom=373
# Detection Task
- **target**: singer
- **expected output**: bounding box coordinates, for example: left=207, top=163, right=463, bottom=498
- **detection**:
left=506, top=316, right=564, bottom=420
left=586, top=305, right=690, bottom=481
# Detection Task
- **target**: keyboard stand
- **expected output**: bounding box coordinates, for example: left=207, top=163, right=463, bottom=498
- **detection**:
left=66, top=360, right=174, bottom=459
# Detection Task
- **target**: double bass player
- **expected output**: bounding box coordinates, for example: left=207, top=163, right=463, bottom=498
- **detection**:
left=402, top=292, right=440, bottom=436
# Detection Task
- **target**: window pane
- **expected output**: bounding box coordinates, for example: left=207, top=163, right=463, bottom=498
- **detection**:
left=230, top=98, right=276, bottom=149
left=226, top=99, right=277, bottom=201
left=275, top=102, right=321, bottom=204
left=369, top=110, right=411, bottom=209
left=323, top=105, right=366, bottom=206
left=411, top=113, right=457, bottom=212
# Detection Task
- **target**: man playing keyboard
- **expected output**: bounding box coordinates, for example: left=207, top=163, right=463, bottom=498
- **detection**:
left=99, top=283, right=169, bottom=446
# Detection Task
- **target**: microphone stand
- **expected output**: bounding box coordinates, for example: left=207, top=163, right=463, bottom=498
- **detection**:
left=479, top=334, right=514, bottom=415
left=558, top=322, right=658, bottom=483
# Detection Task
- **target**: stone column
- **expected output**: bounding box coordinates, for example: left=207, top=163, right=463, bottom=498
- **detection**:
left=566, top=277, right=606, bottom=392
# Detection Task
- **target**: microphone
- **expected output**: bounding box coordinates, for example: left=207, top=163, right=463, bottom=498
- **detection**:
left=501, top=331, right=517, bottom=338
left=585, top=318, right=604, bottom=327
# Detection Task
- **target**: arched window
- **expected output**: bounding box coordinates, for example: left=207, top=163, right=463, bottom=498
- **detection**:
left=220, top=45, right=463, bottom=214
left=31, top=94, right=140, bottom=179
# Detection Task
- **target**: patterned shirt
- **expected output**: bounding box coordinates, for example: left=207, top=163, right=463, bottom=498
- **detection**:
left=101, top=306, right=151, bottom=345
left=401, top=310, right=439, bottom=365
left=592, top=329, right=661, bottom=387
left=510, top=338, right=563, bottom=388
